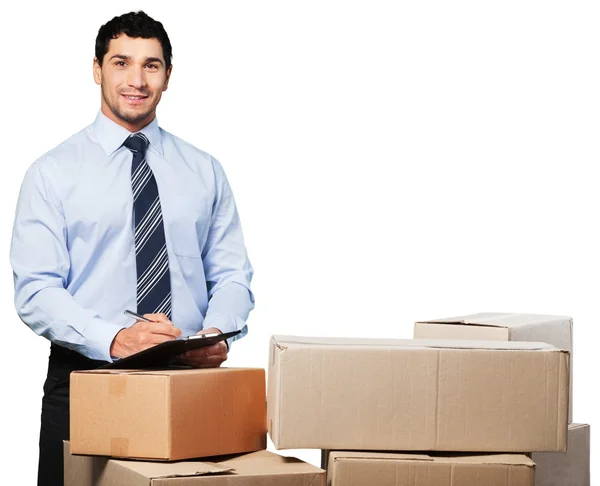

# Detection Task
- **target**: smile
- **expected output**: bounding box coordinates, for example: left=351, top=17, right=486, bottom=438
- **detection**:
left=121, top=94, right=148, bottom=104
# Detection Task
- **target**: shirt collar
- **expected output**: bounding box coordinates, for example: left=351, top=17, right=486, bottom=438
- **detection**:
left=92, top=110, right=164, bottom=156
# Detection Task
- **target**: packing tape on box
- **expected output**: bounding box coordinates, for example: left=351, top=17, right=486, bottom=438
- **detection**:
left=109, top=374, right=127, bottom=397
left=108, top=376, right=128, bottom=457
left=110, top=437, right=129, bottom=457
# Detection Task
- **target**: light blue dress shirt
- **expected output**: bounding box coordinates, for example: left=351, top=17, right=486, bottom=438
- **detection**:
left=10, top=110, right=254, bottom=361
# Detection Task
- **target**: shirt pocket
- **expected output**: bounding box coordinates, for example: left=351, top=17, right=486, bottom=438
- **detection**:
left=169, top=219, right=207, bottom=294
left=170, top=219, right=205, bottom=258
left=162, top=172, right=213, bottom=259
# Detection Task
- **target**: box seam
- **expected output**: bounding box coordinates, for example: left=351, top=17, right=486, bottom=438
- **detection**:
left=277, top=341, right=282, bottom=447
left=166, top=375, right=172, bottom=460
left=435, top=349, right=440, bottom=449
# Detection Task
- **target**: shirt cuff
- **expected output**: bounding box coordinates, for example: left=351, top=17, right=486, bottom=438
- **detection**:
left=83, top=318, right=125, bottom=362
left=203, top=313, right=248, bottom=350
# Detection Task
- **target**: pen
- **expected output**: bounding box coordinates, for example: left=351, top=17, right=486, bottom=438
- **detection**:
left=124, top=309, right=154, bottom=322
left=124, top=309, right=220, bottom=340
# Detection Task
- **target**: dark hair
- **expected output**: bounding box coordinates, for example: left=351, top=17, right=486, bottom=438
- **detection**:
left=95, top=11, right=172, bottom=69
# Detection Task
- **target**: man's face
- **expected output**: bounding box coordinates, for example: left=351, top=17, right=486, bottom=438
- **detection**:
left=93, top=34, right=172, bottom=131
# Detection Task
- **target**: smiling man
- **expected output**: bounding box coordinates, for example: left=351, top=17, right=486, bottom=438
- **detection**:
left=10, top=11, right=254, bottom=486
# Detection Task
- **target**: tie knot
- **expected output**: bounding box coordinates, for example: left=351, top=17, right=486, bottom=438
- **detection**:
left=123, top=133, right=149, bottom=154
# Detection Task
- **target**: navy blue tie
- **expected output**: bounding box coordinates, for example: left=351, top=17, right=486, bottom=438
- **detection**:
left=123, top=133, right=172, bottom=319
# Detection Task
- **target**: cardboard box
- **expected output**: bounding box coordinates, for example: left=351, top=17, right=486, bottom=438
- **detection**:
left=268, top=336, right=569, bottom=452
left=326, top=451, right=535, bottom=486
left=414, top=313, right=574, bottom=421
left=64, top=441, right=325, bottom=486
left=70, top=368, right=267, bottom=460
left=532, top=423, right=590, bottom=486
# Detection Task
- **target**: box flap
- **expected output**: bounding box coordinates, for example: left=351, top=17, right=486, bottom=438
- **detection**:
left=417, top=312, right=572, bottom=329
left=418, top=312, right=511, bottom=328
left=124, top=461, right=234, bottom=479
left=216, top=450, right=325, bottom=475
left=433, top=454, right=535, bottom=466
left=329, top=451, right=433, bottom=462
left=272, top=335, right=561, bottom=351
left=329, top=451, right=534, bottom=467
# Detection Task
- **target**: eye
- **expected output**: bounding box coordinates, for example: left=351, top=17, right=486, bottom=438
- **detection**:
left=146, top=63, right=159, bottom=69
left=115, top=61, right=126, bottom=67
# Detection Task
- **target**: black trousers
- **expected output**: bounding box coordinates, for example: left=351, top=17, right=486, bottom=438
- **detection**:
left=38, top=344, right=107, bottom=486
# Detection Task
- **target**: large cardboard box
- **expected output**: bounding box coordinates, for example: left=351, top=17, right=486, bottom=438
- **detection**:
left=326, top=451, right=535, bottom=486
left=268, top=336, right=569, bottom=452
left=64, top=441, right=325, bottom=486
left=70, top=368, right=267, bottom=460
left=414, top=313, right=574, bottom=421
left=532, top=423, right=590, bottom=486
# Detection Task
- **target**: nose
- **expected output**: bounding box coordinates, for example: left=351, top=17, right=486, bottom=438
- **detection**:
left=127, top=66, right=146, bottom=90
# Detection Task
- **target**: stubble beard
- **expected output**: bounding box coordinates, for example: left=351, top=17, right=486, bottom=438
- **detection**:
left=102, top=84, right=154, bottom=126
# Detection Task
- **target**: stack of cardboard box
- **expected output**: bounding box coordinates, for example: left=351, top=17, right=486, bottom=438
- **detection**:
left=267, top=313, right=590, bottom=486
left=414, top=313, right=590, bottom=486
left=64, top=312, right=590, bottom=485
left=64, top=367, right=326, bottom=485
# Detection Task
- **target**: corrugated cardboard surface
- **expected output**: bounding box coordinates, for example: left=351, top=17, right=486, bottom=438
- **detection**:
left=70, top=367, right=267, bottom=460
left=532, top=423, right=590, bottom=486
left=64, top=441, right=325, bottom=486
left=414, top=312, right=573, bottom=421
left=326, top=451, right=535, bottom=486
left=268, top=336, right=569, bottom=452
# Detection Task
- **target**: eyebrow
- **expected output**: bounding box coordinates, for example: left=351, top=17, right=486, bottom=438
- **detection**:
left=109, top=54, right=164, bottom=66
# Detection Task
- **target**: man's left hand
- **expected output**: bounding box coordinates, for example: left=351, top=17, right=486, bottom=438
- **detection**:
left=177, top=327, right=228, bottom=368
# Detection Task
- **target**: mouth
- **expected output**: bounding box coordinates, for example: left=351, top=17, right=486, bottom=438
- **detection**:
left=121, top=94, right=149, bottom=105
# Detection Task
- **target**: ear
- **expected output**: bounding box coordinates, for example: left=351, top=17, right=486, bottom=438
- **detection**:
left=162, top=64, right=173, bottom=92
left=93, top=57, right=102, bottom=85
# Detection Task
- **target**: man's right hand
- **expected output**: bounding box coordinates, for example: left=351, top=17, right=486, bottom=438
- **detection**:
left=109, top=313, right=182, bottom=359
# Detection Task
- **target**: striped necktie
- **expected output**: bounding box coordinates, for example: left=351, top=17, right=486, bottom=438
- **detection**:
left=123, top=132, right=172, bottom=319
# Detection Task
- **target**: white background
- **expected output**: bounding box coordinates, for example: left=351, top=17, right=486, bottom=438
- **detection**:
left=0, top=0, right=597, bottom=482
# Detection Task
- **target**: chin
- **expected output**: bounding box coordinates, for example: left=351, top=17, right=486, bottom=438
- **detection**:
left=121, top=108, right=153, bottom=124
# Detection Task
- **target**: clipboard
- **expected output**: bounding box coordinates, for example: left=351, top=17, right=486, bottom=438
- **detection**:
left=100, top=330, right=241, bottom=370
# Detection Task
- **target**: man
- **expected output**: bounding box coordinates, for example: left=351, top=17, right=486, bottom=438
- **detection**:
left=9, top=10, right=254, bottom=486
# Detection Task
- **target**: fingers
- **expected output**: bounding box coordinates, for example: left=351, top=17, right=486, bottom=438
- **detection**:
left=114, top=321, right=183, bottom=357
left=133, top=331, right=178, bottom=352
left=197, top=327, right=222, bottom=335
left=148, top=333, right=180, bottom=346
left=179, top=353, right=227, bottom=368
left=138, top=313, right=181, bottom=338
left=137, top=320, right=182, bottom=339
left=178, top=342, right=228, bottom=368
left=143, top=313, right=172, bottom=325
left=183, top=342, right=227, bottom=359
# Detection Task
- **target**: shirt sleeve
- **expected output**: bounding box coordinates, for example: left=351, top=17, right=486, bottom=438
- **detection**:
left=201, top=157, right=255, bottom=348
left=10, top=161, right=124, bottom=362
